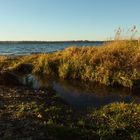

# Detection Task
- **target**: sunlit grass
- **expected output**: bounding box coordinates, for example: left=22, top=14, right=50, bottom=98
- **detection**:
left=30, top=39, right=140, bottom=88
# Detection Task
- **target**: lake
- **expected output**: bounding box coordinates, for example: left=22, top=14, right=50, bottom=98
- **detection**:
left=0, top=41, right=103, bottom=55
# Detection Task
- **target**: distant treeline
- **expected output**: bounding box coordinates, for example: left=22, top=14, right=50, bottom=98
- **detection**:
left=0, top=40, right=105, bottom=44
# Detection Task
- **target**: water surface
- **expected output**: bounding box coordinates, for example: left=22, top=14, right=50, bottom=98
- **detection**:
left=0, top=41, right=103, bottom=55
left=20, top=74, right=140, bottom=109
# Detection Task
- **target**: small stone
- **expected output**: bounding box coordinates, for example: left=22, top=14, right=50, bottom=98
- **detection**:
left=37, top=114, right=42, bottom=118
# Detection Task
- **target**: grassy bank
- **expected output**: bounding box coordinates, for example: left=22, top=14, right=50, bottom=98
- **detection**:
left=1, top=39, right=140, bottom=89
left=0, top=85, right=140, bottom=139
left=1, top=39, right=140, bottom=139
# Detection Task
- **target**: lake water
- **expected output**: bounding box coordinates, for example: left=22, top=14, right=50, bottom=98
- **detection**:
left=20, top=74, right=140, bottom=109
left=0, top=41, right=103, bottom=55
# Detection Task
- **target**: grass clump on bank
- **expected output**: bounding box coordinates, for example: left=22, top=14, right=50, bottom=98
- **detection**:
left=88, top=103, right=140, bottom=139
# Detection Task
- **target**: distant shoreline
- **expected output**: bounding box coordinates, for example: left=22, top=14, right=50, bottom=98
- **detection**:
left=0, top=40, right=105, bottom=44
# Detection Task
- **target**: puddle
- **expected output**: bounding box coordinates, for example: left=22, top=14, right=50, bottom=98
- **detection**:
left=20, top=74, right=140, bottom=108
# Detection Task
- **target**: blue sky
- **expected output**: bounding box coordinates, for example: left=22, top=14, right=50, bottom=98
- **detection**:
left=0, top=0, right=140, bottom=41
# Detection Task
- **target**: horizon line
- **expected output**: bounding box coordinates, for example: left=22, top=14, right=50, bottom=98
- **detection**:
left=0, top=40, right=108, bottom=42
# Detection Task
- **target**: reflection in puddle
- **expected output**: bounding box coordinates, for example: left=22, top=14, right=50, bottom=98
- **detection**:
left=20, top=74, right=140, bottom=108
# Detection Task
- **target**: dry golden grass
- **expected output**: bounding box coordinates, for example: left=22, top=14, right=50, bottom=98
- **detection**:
left=26, top=39, right=140, bottom=88
left=0, top=56, right=7, bottom=62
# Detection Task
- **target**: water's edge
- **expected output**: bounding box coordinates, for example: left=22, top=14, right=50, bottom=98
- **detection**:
left=19, top=74, right=140, bottom=109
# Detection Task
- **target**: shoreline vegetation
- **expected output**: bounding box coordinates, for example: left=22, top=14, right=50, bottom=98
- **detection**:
left=1, top=30, right=140, bottom=139
left=1, top=39, right=140, bottom=89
